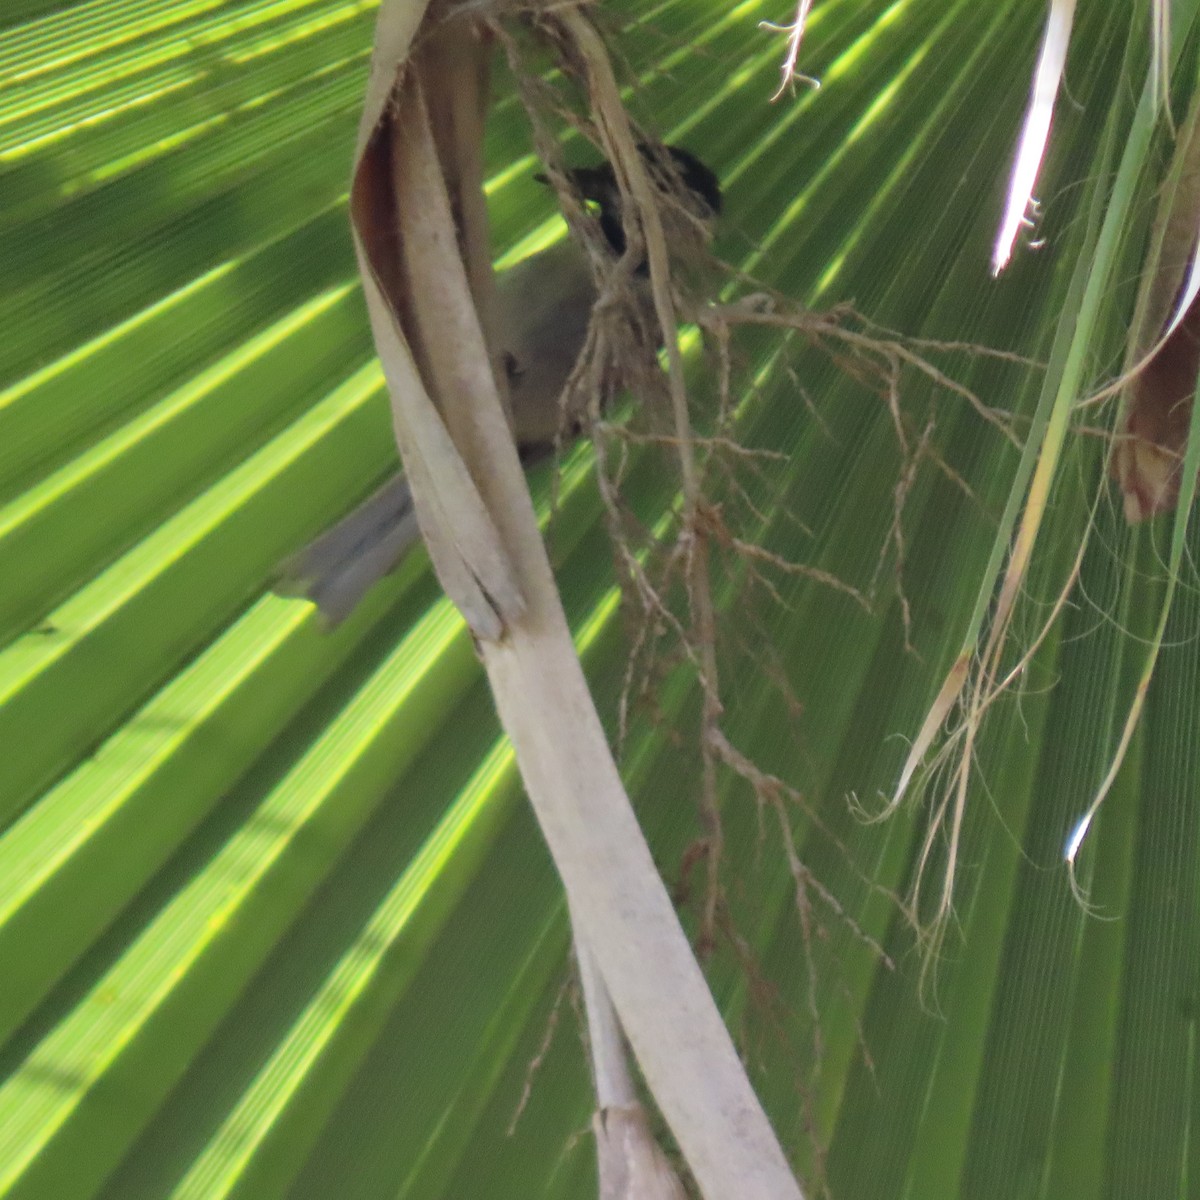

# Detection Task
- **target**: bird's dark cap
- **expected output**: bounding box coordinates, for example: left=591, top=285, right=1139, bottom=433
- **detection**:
left=654, top=145, right=722, bottom=218
left=534, top=144, right=721, bottom=210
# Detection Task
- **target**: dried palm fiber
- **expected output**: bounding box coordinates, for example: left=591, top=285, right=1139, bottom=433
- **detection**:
left=347, top=1, right=804, bottom=1196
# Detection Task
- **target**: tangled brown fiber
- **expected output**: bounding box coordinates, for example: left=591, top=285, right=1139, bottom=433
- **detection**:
left=352, top=0, right=1033, bottom=1192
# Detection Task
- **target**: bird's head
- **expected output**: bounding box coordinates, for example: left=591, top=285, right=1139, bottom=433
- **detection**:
left=543, top=144, right=722, bottom=262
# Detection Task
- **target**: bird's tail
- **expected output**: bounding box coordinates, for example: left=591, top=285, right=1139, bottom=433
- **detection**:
left=274, top=472, right=421, bottom=625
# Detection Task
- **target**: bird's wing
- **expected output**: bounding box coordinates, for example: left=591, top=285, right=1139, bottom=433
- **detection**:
left=274, top=472, right=420, bottom=625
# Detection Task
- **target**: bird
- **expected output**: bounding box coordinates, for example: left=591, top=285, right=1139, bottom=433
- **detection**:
left=275, top=144, right=722, bottom=624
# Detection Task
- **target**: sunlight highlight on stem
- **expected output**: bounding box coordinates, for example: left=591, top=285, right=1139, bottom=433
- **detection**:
left=992, top=0, right=1077, bottom=276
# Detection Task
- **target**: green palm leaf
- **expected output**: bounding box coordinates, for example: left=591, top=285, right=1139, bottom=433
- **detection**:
left=0, top=0, right=1196, bottom=1196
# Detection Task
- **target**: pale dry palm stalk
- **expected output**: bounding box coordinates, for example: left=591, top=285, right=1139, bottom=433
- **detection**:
left=347, top=0, right=804, bottom=1196
left=893, top=0, right=1200, bottom=951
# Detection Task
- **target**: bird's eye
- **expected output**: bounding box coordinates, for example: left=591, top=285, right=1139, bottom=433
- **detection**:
left=503, top=351, right=525, bottom=383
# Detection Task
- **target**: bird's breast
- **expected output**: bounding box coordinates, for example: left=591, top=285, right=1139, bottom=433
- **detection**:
left=495, top=240, right=598, bottom=449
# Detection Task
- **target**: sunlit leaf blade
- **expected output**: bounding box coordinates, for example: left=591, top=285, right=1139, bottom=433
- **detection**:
left=2, top=0, right=1199, bottom=1197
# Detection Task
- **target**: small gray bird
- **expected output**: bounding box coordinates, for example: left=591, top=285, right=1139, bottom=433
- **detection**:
left=276, top=145, right=722, bottom=624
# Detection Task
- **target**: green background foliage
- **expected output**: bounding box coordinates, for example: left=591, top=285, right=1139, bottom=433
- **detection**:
left=1, top=0, right=1197, bottom=1196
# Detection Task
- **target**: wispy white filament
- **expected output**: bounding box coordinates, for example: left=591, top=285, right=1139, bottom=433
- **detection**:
left=1064, top=808, right=1094, bottom=866
left=763, top=0, right=817, bottom=101
left=992, top=0, right=1078, bottom=276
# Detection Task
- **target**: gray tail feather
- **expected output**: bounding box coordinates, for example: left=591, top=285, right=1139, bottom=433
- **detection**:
left=274, top=472, right=422, bottom=625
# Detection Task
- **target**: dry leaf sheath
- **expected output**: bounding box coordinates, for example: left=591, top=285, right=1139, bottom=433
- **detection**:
left=346, top=3, right=804, bottom=1197
left=1116, top=81, right=1200, bottom=520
